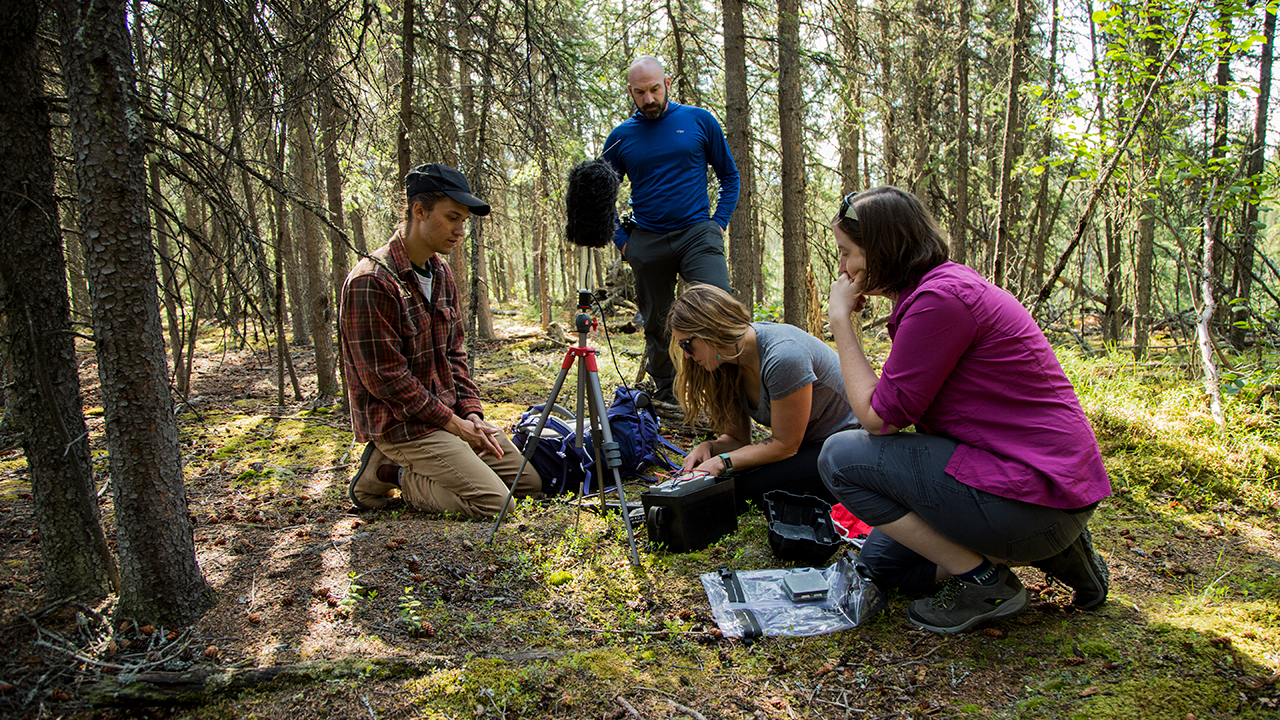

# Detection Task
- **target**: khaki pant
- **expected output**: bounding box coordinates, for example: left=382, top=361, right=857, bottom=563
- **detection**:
left=375, top=431, right=542, bottom=519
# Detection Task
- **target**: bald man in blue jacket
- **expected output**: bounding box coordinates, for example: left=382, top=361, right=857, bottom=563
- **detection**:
left=603, top=55, right=739, bottom=406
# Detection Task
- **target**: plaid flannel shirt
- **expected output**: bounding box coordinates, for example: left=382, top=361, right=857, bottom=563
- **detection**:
left=340, top=232, right=483, bottom=444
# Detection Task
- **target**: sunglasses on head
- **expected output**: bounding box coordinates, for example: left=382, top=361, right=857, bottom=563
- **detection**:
left=678, top=337, right=696, bottom=355
left=838, top=191, right=859, bottom=222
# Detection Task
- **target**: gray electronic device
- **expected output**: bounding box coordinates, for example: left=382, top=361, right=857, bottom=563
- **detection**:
left=781, top=569, right=829, bottom=603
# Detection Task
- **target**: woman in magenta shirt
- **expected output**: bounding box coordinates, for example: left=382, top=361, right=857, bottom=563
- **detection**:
left=819, top=186, right=1111, bottom=634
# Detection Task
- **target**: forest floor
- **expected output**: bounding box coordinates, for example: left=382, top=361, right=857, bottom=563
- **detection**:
left=1, top=307, right=1279, bottom=720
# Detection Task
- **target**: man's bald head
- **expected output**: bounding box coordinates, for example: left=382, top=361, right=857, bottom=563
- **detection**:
left=627, top=56, right=671, bottom=119
left=627, top=56, right=666, bottom=84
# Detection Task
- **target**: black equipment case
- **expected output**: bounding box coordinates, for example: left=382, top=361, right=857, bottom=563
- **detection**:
left=641, top=475, right=736, bottom=552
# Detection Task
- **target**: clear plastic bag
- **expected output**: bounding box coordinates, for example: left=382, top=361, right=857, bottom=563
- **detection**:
left=700, top=549, right=886, bottom=639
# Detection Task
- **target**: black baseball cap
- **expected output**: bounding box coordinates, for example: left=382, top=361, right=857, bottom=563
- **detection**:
left=404, top=163, right=491, bottom=216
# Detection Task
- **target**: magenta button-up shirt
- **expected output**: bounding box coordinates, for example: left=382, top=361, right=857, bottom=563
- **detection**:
left=871, top=262, right=1111, bottom=509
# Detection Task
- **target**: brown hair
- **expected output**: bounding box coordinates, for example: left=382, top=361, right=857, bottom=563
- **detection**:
left=401, top=191, right=449, bottom=230
left=666, top=284, right=753, bottom=432
left=833, top=186, right=949, bottom=295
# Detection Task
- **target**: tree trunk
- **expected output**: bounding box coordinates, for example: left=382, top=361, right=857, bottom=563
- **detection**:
left=130, top=0, right=183, bottom=374
left=459, top=25, right=493, bottom=342
left=536, top=171, right=551, bottom=329
left=397, top=0, right=415, bottom=181
left=950, top=0, right=970, bottom=266
left=440, top=25, right=469, bottom=321
left=1232, top=6, right=1275, bottom=349
left=836, top=0, right=861, bottom=197
left=876, top=0, right=898, bottom=186
left=290, top=98, right=339, bottom=397
left=350, top=205, right=368, bottom=256
left=1104, top=212, right=1122, bottom=344
left=318, top=65, right=349, bottom=404
left=55, top=0, right=215, bottom=626
left=268, top=156, right=303, bottom=404
left=273, top=121, right=309, bottom=346
left=320, top=96, right=347, bottom=317
left=1198, top=207, right=1224, bottom=430
left=231, top=110, right=272, bottom=330
left=992, top=0, right=1028, bottom=289
left=723, top=0, right=755, bottom=306
left=1131, top=9, right=1163, bottom=359
left=1030, top=0, right=1060, bottom=292
left=0, top=0, right=117, bottom=601
left=1206, top=5, right=1231, bottom=328
left=176, top=185, right=206, bottom=397
left=779, top=0, right=809, bottom=331
left=908, top=0, right=936, bottom=200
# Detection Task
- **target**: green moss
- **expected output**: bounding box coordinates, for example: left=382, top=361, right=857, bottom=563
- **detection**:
left=1071, top=677, right=1268, bottom=719
left=180, top=411, right=346, bottom=486
left=1076, top=639, right=1119, bottom=661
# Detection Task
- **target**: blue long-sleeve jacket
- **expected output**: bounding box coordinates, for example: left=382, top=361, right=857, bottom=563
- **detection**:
left=602, top=102, right=740, bottom=250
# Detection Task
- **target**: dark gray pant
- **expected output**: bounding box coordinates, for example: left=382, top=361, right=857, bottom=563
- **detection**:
left=818, top=429, right=1093, bottom=591
left=625, top=220, right=730, bottom=399
left=733, top=441, right=833, bottom=514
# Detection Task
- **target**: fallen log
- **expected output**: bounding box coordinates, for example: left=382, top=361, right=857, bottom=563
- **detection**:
left=82, top=652, right=560, bottom=707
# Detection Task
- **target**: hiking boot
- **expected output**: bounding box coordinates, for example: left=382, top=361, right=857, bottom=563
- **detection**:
left=907, top=565, right=1028, bottom=634
left=1033, top=526, right=1109, bottom=610
left=348, top=443, right=401, bottom=510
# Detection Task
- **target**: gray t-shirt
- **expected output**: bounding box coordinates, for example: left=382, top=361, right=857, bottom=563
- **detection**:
left=744, top=322, right=859, bottom=442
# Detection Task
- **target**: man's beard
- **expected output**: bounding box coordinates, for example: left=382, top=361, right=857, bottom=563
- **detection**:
left=638, top=99, right=667, bottom=119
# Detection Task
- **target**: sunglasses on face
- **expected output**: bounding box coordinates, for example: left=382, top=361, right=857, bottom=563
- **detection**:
left=678, top=337, right=696, bottom=356
left=838, top=191, right=859, bottom=222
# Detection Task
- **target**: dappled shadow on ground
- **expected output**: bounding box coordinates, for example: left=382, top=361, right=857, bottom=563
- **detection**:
left=0, top=318, right=1277, bottom=719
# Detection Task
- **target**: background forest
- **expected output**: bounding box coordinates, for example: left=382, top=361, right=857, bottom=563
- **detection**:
left=3, top=0, right=1280, bottom=717
left=33, top=0, right=1280, bottom=378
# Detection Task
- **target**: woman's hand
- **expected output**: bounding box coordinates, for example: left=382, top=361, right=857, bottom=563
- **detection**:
left=829, top=271, right=867, bottom=320
left=694, top=454, right=728, bottom=477
left=683, top=441, right=714, bottom=471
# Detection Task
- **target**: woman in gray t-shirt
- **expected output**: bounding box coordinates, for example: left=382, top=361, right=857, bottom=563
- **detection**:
left=667, top=285, right=860, bottom=511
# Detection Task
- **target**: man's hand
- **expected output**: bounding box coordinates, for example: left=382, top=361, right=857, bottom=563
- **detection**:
left=447, top=413, right=504, bottom=458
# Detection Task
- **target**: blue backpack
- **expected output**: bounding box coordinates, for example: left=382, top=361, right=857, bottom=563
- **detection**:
left=606, top=386, right=684, bottom=478
left=510, top=408, right=595, bottom=496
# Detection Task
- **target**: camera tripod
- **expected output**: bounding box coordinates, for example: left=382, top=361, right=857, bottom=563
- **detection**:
left=488, top=249, right=641, bottom=565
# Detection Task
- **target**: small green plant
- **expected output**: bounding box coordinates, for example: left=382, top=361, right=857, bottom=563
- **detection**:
left=339, top=572, right=372, bottom=615
left=398, top=587, right=432, bottom=637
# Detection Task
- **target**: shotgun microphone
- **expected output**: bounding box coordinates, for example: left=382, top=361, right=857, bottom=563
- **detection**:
left=565, top=159, right=621, bottom=248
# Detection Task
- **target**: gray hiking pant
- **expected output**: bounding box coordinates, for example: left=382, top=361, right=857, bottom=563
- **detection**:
left=818, top=429, right=1094, bottom=590
left=625, top=220, right=731, bottom=399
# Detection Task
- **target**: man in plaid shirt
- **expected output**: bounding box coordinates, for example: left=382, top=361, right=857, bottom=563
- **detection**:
left=340, top=164, right=542, bottom=518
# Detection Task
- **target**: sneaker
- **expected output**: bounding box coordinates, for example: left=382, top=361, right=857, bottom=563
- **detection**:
left=1033, top=526, right=1109, bottom=609
left=908, top=565, right=1028, bottom=634
left=348, top=443, right=401, bottom=510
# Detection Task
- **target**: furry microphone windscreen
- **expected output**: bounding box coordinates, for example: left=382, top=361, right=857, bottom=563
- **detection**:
left=565, top=159, right=620, bottom=248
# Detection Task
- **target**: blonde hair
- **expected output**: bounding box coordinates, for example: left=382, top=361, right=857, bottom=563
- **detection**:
left=666, top=285, right=752, bottom=431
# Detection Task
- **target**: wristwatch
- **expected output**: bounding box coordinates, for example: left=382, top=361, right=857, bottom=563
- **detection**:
left=717, top=452, right=734, bottom=475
